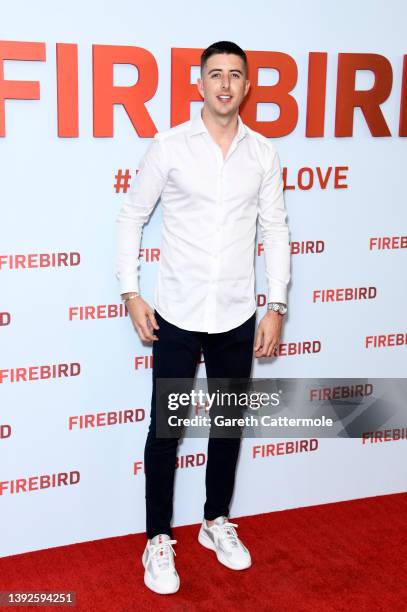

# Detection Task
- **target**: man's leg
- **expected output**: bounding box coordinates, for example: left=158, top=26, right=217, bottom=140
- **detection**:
left=201, top=312, right=256, bottom=522
left=144, top=310, right=201, bottom=540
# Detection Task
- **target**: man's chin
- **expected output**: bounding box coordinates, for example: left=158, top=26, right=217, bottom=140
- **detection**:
left=207, top=103, right=239, bottom=118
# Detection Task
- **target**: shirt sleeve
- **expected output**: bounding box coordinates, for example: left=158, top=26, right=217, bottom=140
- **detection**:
left=257, top=144, right=291, bottom=304
left=115, top=134, right=168, bottom=295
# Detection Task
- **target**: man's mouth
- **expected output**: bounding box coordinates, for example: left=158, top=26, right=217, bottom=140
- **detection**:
left=217, top=95, right=232, bottom=103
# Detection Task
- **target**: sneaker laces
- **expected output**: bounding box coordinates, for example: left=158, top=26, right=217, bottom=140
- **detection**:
left=217, top=521, right=240, bottom=548
left=149, top=538, right=177, bottom=571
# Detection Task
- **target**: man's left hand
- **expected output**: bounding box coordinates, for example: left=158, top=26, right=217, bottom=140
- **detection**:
left=254, top=310, right=284, bottom=358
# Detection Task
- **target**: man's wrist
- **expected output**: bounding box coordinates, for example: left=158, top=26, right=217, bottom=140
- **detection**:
left=121, top=292, right=140, bottom=305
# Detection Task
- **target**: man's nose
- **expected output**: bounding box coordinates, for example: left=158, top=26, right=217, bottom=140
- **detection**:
left=221, top=76, right=230, bottom=89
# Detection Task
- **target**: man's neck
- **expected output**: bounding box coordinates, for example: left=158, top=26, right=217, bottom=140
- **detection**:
left=201, top=106, right=239, bottom=143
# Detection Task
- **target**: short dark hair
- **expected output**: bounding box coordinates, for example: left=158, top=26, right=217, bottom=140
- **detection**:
left=200, top=41, right=248, bottom=75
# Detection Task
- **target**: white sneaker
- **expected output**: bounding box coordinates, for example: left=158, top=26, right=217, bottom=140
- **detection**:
left=142, top=534, right=180, bottom=594
left=198, top=516, right=252, bottom=570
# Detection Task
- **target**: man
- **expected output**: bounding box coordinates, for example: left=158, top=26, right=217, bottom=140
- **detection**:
left=115, top=41, right=290, bottom=594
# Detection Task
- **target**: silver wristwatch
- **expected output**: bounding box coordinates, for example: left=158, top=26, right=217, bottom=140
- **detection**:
left=267, top=302, right=287, bottom=315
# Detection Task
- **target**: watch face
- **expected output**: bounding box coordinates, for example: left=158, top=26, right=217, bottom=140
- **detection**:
left=272, top=303, right=280, bottom=312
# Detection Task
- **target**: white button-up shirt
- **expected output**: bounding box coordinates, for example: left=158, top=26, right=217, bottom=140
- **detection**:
left=115, top=111, right=291, bottom=333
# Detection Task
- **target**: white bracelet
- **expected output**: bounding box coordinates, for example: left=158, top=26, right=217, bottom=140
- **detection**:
left=123, top=293, right=139, bottom=304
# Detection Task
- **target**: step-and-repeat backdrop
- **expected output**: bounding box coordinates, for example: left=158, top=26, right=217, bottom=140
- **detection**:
left=1, top=0, right=406, bottom=556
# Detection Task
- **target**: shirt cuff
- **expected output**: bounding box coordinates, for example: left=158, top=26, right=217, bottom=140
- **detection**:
left=267, top=287, right=287, bottom=305
left=118, top=275, right=139, bottom=296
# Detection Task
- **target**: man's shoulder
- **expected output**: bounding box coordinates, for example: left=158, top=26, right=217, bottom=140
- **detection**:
left=153, top=119, right=192, bottom=143
left=244, top=123, right=278, bottom=156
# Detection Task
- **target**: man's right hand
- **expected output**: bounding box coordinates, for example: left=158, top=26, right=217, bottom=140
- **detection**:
left=122, top=294, right=160, bottom=342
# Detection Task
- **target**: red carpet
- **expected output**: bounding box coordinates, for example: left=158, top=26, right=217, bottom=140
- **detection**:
left=1, top=492, right=406, bottom=612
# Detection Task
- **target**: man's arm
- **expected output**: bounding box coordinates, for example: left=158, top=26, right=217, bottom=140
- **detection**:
left=115, top=133, right=168, bottom=296
left=257, top=144, right=291, bottom=305
left=115, top=133, right=168, bottom=341
left=254, top=145, right=291, bottom=358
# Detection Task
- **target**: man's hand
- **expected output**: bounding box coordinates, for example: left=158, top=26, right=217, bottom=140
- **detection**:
left=122, top=294, right=160, bottom=342
left=254, top=310, right=284, bottom=358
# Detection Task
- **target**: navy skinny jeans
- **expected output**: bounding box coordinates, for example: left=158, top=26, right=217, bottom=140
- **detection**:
left=144, top=309, right=256, bottom=540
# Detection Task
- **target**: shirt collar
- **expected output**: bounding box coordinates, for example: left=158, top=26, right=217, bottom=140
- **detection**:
left=189, top=109, right=247, bottom=143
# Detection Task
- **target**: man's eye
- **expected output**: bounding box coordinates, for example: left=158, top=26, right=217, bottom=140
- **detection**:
left=211, top=74, right=221, bottom=78
left=232, top=73, right=240, bottom=78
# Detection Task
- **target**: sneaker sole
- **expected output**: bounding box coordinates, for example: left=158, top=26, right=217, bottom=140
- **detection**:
left=198, top=528, right=252, bottom=571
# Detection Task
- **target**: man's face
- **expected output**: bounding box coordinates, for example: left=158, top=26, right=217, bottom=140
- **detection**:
left=197, top=53, right=250, bottom=118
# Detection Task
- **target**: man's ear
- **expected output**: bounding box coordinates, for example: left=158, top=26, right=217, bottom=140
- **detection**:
left=197, top=77, right=204, bottom=99
left=244, top=79, right=251, bottom=97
